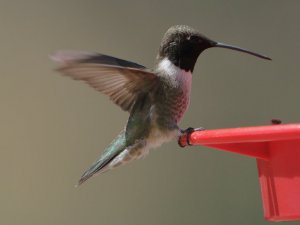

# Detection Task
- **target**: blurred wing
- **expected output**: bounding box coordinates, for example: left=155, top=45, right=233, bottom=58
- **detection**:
left=52, top=51, right=158, bottom=112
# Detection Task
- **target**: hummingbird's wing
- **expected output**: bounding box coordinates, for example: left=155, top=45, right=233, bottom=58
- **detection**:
left=51, top=51, right=158, bottom=112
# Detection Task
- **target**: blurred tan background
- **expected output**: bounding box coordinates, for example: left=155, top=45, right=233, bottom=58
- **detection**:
left=1, top=1, right=299, bottom=225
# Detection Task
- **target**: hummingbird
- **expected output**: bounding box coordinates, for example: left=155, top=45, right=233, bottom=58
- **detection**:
left=52, top=25, right=271, bottom=186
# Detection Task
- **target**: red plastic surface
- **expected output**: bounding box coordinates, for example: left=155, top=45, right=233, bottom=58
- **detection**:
left=179, top=123, right=300, bottom=221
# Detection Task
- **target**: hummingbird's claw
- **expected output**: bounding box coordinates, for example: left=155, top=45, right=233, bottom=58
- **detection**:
left=178, top=127, right=205, bottom=147
left=271, top=119, right=282, bottom=125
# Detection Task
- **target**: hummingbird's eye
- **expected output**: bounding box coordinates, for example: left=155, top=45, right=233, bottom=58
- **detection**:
left=189, top=35, right=202, bottom=43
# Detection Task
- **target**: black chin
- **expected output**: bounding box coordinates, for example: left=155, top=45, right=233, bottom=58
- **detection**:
left=173, top=57, right=198, bottom=72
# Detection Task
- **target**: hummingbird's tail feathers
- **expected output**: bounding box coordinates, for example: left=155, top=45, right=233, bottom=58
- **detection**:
left=76, top=154, right=116, bottom=186
left=76, top=130, right=127, bottom=186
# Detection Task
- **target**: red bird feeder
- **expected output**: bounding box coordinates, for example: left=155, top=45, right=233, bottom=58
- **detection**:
left=179, top=123, right=300, bottom=221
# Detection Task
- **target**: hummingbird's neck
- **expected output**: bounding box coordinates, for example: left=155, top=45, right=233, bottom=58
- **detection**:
left=155, top=57, right=193, bottom=89
left=158, top=50, right=200, bottom=73
left=170, top=55, right=197, bottom=72
left=156, top=57, right=180, bottom=75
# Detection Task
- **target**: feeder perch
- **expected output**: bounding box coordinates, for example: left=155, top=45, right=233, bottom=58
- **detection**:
left=178, top=123, right=300, bottom=221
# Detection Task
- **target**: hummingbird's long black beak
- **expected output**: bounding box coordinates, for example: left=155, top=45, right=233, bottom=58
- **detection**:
left=214, top=42, right=271, bottom=60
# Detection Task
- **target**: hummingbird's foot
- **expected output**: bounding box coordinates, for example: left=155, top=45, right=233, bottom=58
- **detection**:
left=271, top=119, right=282, bottom=125
left=178, top=127, right=205, bottom=147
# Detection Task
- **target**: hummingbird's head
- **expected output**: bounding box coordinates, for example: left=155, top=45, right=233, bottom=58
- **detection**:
left=158, top=25, right=271, bottom=72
